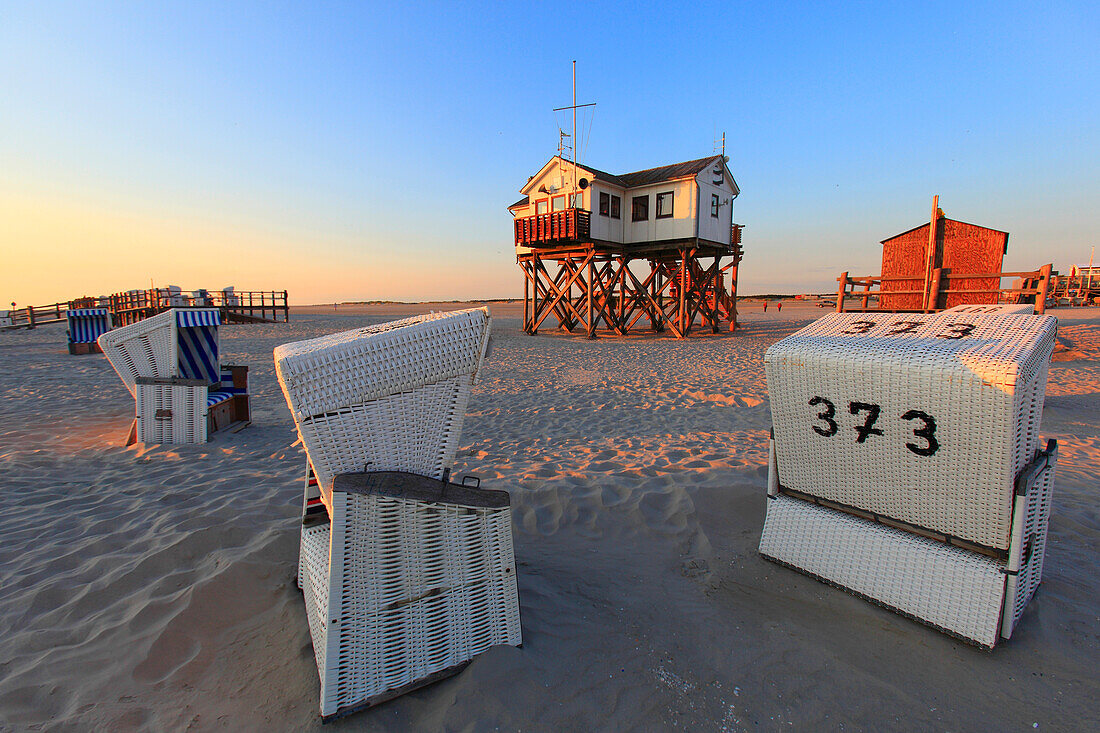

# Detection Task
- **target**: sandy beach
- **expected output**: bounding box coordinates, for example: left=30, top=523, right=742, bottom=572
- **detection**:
left=1, top=300, right=1098, bottom=731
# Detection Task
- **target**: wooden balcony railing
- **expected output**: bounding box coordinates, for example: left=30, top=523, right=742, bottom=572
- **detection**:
left=514, top=208, right=591, bottom=247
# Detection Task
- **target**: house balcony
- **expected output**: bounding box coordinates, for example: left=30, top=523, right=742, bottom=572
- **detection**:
left=514, top=208, right=591, bottom=247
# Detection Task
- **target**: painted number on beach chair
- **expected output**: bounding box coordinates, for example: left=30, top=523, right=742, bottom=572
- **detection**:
left=841, top=320, right=978, bottom=339
left=808, top=397, right=940, bottom=456
left=937, top=322, right=976, bottom=340
left=842, top=321, right=876, bottom=334
left=887, top=321, right=922, bottom=335
left=901, top=409, right=939, bottom=456
left=849, top=402, right=883, bottom=443
left=808, top=396, right=838, bottom=436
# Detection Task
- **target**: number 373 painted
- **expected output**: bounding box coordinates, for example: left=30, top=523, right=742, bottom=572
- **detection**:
left=808, top=396, right=939, bottom=457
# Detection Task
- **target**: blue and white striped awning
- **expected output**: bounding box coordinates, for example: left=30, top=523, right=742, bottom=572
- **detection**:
left=176, top=309, right=221, bottom=327
left=67, top=308, right=112, bottom=343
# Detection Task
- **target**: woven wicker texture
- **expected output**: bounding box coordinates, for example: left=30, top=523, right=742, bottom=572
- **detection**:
left=135, top=383, right=207, bottom=444
left=301, top=489, right=521, bottom=718
left=274, top=308, right=491, bottom=419
left=99, top=310, right=177, bottom=396
left=765, top=311, right=1056, bottom=549
left=297, top=376, right=472, bottom=505
left=300, top=521, right=332, bottom=681
left=1003, top=442, right=1058, bottom=638
left=759, top=495, right=1006, bottom=647
left=275, top=308, right=491, bottom=507
left=943, top=304, right=1037, bottom=315
left=98, top=308, right=222, bottom=395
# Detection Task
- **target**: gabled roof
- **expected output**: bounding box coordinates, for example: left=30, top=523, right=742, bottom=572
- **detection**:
left=517, top=154, right=738, bottom=201
left=616, top=156, right=723, bottom=187
left=880, top=217, right=1010, bottom=244
left=509, top=196, right=529, bottom=210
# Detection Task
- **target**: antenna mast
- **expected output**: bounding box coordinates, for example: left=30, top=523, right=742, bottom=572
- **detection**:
left=553, top=63, right=595, bottom=205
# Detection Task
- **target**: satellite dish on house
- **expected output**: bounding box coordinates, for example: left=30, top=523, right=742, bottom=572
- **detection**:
left=578, top=178, right=589, bottom=189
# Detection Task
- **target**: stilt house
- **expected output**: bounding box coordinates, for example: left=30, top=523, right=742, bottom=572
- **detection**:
left=509, top=155, right=743, bottom=337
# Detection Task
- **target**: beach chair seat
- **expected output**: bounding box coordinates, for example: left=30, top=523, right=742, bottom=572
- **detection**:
left=276, top=308, right=520, bottom=719
left=66, top=308, right=112, bottom=354
left=98, top=307, right=251, bottom=444
left=758, top=310, right=1058, bottom=647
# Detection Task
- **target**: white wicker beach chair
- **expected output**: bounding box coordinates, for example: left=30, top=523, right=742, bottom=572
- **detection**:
left=759, top=310, right=1058, bottom=647
left=66, top=308, right=112, bottom=354
left=275, top=308, right=520, bottom=720
left=98, top=308, right=250, bottom=444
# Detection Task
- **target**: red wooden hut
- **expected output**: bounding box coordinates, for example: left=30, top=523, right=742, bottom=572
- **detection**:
left=879, top=212, right=1009, bottom=310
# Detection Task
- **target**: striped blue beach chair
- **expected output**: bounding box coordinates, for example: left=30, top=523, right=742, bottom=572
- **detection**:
left=98, top=307, right=251, bottom=444
left=66, top=308, right=112, bottom=354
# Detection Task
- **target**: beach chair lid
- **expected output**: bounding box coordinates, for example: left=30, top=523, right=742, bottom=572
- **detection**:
left=765, top=311, right=1056, bottom=389
left=274, top=307, right=491, bottom=419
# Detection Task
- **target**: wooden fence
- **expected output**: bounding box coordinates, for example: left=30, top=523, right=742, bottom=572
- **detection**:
left=836, top=264, right=1053, bottom=314
left=2, top=302, right=71, bottom=329
left=3, top=289, right=289, bottom=330
left=106, top=289, right=289, bottom=326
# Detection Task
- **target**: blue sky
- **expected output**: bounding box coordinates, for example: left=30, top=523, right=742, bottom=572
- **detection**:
left=2, top=1, right=1097, bottom=303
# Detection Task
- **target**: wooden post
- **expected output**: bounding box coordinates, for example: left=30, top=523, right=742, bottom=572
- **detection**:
left=531, top=255, right=540, bottom=334
left=652, top=267, right=661, bottom=331
left=27, top=305, right=35, bottom=329
left=523, top=261, right=530, bottom=331
left=927, top=268, right=943, bottom=312
left=924, top=195, right=940, bottom=310
left=679, top=250, right=687, bottom=335
left=284, top=290, right=289, bottom=322
left=618, top=257, right=627, bottom=331
left=1036, top=263, right=1053, bottom=314
left=586, top=257, right=595, bottom=338
left=712, top=255, right=721, bottom=333
left=836, top=272, right=848, bottom=313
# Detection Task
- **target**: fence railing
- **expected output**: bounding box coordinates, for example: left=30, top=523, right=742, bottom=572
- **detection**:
left=836, top=264, right=1053, bottom=314
left=3, top=289, right=289, bottom=330
left=2, top=301, right=72, bottom=329
left=106, top=289, right=290, bottom=325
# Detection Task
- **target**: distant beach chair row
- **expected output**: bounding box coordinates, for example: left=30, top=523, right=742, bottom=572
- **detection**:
left=274, top=309, right=521, bottom=721
left=61, top=286, right=241, bottom=355
left=98, top=307, right=251, bottom=444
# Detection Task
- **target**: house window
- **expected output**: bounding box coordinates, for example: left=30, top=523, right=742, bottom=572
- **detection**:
left=610, top=195, right=620, bottom=219
left=711, top=194, right=720, bottom=218
left=632, top=195, right=648, bottom=222
left=599, top=191, right=610, bottom=216
left=552, top=195, right=566, bottom=212
left=656, top=192, right=674, bottom=219
left=570, top=192, right=583, bottom=209
left=537, top=200, right=548, bottom=215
